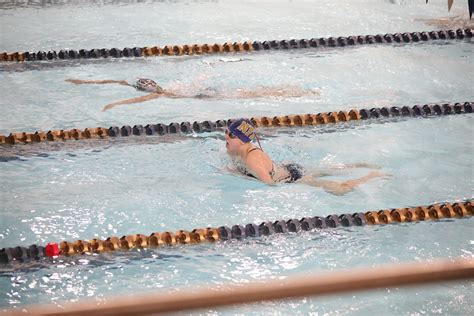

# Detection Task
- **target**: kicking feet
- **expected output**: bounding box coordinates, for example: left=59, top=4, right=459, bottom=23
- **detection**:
left=305, top=170, right=391, bottom=196
left=365, top=171, right=392, bottom=180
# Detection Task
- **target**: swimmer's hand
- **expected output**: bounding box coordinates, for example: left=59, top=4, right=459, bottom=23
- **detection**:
left=101, top=104, right=116, bottom=112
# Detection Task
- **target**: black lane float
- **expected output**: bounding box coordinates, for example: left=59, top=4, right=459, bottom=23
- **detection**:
left=0, top=200, right=471, bottom=264
left=0, top=29, right=472, bottom=62
left=1, top=101, right=472, bottom=145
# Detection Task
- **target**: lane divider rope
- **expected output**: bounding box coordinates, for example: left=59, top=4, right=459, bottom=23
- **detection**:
left=0, top=200, right=471, bottom=264
left=1, top=101, right=472, bottom=145
left=13, top=258, right=474, bottom=315
left=1, top=29, right=472, bottom=63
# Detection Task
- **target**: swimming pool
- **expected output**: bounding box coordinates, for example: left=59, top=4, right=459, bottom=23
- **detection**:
left=1, top=0, right=473, bottom=314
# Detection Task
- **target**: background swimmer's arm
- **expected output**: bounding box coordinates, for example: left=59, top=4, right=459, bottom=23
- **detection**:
left=101, top=93, right=161, bottom=111
left=66, top=79, right=130, bottom=86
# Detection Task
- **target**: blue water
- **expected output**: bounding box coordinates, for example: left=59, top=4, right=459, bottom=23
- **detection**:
left=1, top=0, right=473, bottom=314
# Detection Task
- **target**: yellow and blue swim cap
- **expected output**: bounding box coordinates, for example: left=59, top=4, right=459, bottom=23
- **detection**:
left=228, top=118, right=256, bottom=143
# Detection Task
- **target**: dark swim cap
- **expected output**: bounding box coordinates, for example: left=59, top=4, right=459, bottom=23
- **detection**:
left=134, top=78, right=164, bottom=93
left=228, top=118, right=256, bottom=143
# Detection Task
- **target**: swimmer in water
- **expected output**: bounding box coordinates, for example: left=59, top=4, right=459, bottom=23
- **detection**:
left=65, top=78, right=320, bottom=112
left=225, top=118, right=389, bottom=195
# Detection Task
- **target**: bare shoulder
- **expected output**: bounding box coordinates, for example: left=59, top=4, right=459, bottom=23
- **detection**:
left=246, top=147, right=267, bottom=159
left=245, top=148, right=273, bottom=169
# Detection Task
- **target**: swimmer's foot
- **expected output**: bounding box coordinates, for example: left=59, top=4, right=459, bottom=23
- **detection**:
left=337, top=171, right=391, bottom=193
left=366, top=171, right=392, bottom=180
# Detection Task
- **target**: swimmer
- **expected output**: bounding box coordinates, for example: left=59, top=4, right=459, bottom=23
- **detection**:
left=225, top=118, right=389, bottom=195
left=65, top=78, right=320, bottom=112
left=66, top=78, right=172, bottom=112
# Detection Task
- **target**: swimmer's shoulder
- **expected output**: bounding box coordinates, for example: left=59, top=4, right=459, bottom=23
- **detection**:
left=245, top=146, right=268, bottom=161
left=247, top=147, right=261, bottom=154
left=245, top=147, right=274, bottom=174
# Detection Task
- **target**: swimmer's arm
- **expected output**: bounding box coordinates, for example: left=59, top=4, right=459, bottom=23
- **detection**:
left=101, top=93, right=161, bottom=111
left=66, top=79, right=131, bottom=86
left=245, top=155, right=275, bottom=185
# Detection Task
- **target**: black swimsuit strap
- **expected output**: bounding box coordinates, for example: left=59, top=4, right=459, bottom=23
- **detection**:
left=247, top=147, right=261, bottom=154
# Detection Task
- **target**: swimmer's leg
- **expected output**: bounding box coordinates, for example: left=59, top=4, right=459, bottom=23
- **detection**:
left=66, top=79, right=130, bottom=86
left=328, top=162, right=381, bottom=170
left=306, top=163, right=381, bottom=178
left=236, top=85, right=320, bottom=98
left=300, top=171, right=390, bottom=196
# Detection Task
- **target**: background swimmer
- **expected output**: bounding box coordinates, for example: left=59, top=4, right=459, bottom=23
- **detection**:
left=66, top=78, right=320, bottom=112
left=415, top=15, right=473, bottom=29
left=225, top=118, right=390, bottom=196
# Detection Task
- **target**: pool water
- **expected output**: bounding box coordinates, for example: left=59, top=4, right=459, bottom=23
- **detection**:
left=0, top=0, right=473, bottom=314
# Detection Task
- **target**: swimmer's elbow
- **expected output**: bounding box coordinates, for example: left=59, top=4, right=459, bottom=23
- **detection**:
left=260, top=177, right=277, bottom=185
